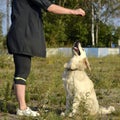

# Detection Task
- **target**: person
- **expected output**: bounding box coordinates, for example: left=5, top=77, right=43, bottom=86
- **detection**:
left=7, top=0, right=85, bottom=117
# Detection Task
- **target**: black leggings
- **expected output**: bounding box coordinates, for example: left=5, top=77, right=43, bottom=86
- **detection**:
left=13, top=54, right=31, bottom=85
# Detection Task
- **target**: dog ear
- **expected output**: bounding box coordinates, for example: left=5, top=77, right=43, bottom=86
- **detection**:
left=84, top=58, right=91, bottom=71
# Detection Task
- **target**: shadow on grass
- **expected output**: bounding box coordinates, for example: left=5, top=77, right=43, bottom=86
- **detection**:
left=0, top=99, right=16, bottom=114
left=40, top=105, right=65, bottom=115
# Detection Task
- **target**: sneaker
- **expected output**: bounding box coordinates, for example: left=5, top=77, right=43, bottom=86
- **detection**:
left=16, top=107, right=40, bottom=116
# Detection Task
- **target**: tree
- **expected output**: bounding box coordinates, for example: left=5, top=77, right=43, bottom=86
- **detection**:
left=0, top=0, right=4, bottom=36
left=31, top=0, right=120, bottom=47
left=91, top=1, right=95, bottom=46
left=44, top=0, right=90, bottom=47
left=87, top=0, right=120, bottom=46
left=6, top=0, right=10, bottom=32
left=114, top=27, right=120, bottom=43
left=98, top=23, right=115, bottom=47
left=6, top=0, right=11, bottom=33
left=0, top=12, right=5, bottom=49
left=0, top=0, right=8, bottom=49
left=0, top=13, right=3, bottom=38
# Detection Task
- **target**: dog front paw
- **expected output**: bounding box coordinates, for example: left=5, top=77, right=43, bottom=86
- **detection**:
left=69, top=112, right=74, bottom=117
left=61, top=112, right=65, bottom=116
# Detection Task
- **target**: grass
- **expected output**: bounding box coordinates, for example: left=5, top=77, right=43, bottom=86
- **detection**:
left=0, top=54, right=120, bottom=120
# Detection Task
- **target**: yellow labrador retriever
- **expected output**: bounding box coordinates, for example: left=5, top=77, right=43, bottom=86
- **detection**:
left=61, top=41, right=115, bottom=117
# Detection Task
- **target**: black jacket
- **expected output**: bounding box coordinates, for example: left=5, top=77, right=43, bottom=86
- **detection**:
left=7, top=0, right=52, bottom=57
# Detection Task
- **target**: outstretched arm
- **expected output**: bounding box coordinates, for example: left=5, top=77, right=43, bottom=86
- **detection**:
left=47, top=4, right=85, bottom=16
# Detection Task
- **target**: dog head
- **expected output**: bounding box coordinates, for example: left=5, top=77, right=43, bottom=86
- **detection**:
left=72, top=41, right=91, bottom=71
left=73, top=41, right=86, bottom=58
left=64, top=41, right=91, bottom=71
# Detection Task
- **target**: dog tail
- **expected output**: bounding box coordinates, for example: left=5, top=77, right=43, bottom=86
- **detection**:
left=98, top=106, right=115, bottom=114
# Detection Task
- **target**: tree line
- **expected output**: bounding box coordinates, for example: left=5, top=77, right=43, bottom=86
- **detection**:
left=0, top=0, right=120, bottom=49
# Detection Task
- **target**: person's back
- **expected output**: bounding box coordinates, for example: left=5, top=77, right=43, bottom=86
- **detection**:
left=7, top=0, right=51, bottom=57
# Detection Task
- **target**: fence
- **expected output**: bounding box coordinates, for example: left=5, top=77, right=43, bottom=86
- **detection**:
left=0, top=48, right=119, bottom=57
left=47, top=48, right=120, bottom=57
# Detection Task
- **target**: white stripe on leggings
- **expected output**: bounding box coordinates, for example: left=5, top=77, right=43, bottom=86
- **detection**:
left=14, top=77, right=26, bottom=82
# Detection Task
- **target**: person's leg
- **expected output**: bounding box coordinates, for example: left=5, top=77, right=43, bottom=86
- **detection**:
left=15, top=84, right=26, bottom=110
left=13, top=54, right=39, bottom=116
left=13, top=54, right=31, bottom=110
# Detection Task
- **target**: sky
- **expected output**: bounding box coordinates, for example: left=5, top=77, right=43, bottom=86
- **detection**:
left=0, top=0, right=120, bottom=36
left=0, top=0, right=11, bottom=35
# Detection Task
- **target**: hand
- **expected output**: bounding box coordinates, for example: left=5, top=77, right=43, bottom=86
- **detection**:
left=74, top=8, right=85, bottom=16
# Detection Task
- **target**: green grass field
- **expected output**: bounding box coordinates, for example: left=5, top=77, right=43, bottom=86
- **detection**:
left=0, top=54, right=120, bottom=120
